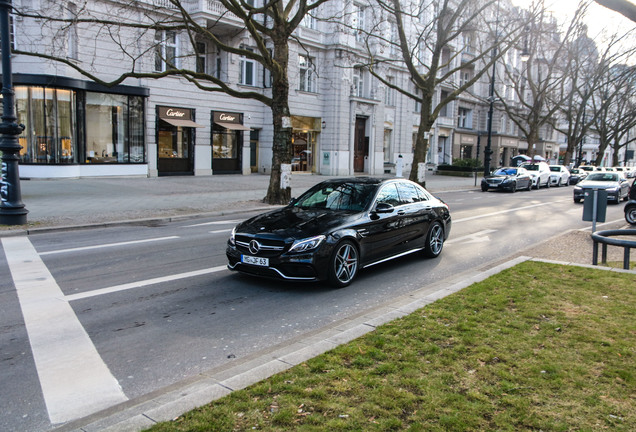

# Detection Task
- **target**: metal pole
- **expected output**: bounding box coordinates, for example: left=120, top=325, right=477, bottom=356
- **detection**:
left=0, top=0, right=27, bottom=225
left=484, top=51, right=496, bottom=177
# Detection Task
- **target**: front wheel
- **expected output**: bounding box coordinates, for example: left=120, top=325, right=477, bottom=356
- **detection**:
left=328, top=240, right=359, bottom=288
left=424, top=221, right=445, bottom=258
left=509, top=182, right=517, bottom=193
left=481, top=184, right=488, bottom=192
left=625, top=205, right=636, bottom=225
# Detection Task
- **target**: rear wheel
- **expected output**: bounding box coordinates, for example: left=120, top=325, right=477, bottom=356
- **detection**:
left=328, top=240, right=359, bottom=288
left=526, top=180, right=532, bottom=191
left=626, top=205, right=636, bottom=225
left=424, top=221, right=444, bottom=258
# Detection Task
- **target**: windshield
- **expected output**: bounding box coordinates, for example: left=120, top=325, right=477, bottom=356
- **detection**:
left=586, top=173, right=619, bottom=182
left=524, top=164, right=540, bottom=171
left=550, top=166, right=561, bottom=172
left=293, top=182, right=377, bottom=211
left=494, top=168, right=517, bottom=175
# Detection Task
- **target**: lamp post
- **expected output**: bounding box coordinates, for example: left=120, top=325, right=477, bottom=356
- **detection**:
left=0, top=0, right=27, bottom=225
left=484, top=0, right=501, bottom=177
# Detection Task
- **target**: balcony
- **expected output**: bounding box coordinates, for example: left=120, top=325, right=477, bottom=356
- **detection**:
left=140, top=0, right=246, bottom=29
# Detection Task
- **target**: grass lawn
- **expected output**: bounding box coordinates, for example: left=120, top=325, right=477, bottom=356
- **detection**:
left=146, top=261, right=635, bottom=431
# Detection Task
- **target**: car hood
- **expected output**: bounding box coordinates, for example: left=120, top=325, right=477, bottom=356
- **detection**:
left=577, top=180, right=620, bottom=189
left=236, top=207, right=362, bottom=240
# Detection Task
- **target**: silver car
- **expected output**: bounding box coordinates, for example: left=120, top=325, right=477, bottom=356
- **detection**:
left=573, top=172, right=631, bottom=203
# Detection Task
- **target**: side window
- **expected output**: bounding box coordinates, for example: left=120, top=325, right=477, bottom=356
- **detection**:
left=375, top=184, right=401, bottom=207
left=397, top=182, right=420, bottom=204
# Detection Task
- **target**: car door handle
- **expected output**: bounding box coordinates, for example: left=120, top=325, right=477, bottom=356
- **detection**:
left=397, top=210, right=406, bottom=215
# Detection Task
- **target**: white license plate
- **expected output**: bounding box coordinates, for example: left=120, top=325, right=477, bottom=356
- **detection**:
left=242, top=255, right=269, bottom=266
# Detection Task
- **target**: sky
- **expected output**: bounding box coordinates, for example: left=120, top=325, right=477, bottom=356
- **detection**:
left=510, top=0, right=635, bottom=40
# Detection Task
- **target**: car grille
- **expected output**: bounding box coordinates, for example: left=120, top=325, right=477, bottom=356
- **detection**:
left=235, top=235, right=286, bottom=257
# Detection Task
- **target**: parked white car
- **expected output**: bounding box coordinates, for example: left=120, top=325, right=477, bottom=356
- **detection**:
left=522, top=162, right=551, bottom=188
left=549, top=165, right=571, bottom=187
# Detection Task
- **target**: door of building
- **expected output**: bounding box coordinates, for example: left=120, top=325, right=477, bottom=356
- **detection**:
left=157, top=106, right=201, bottom=176
left=354, top=117, right=368, bottom=172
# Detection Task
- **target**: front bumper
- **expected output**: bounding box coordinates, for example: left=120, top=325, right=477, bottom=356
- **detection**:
left=573, top=188, right=620, bottom=202
left=226, top=243, right=331, bottom=282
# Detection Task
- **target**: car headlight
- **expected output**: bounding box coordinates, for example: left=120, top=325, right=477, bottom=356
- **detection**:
left=229, top=226, right=237, bottom=246
left=289, top=235, right=325, bottom=253
left=574, top=186, right=582, bottom=191
left=606, top=187, right=619, bottom=193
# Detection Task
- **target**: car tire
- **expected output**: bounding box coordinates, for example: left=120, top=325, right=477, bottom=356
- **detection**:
left=328, top=240, right=359, bottom=288
left=424, top=221, right=444, bottom=258
left=626, top=205, right=636, bottom=225
left=481, top=184, right=488, bottom=192
left=510, top=182, right=517, bottom=193
left=545, top=178, right=551, bottom=188
left=557, top=178, right=562, bottom=187
left=526, top=181, right=532, bottom=191
left=574, top=198, right=581, bottom=203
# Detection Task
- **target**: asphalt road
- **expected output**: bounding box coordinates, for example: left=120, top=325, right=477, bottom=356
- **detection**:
left=0, top=184, right=630, bottom=432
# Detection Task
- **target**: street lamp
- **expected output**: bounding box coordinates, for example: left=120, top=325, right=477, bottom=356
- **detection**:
left=0, top=0, right=27, bottom=225
left=483, top=0, right=501, bottom=177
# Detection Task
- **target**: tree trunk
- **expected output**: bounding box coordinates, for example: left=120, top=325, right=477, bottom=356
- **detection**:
left=409, top=103, right=432, bottom=186
left=263, top=37, right=292, bottom=205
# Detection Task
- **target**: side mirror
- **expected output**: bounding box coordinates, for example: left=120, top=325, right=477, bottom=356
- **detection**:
left=289, top=197, right=297, bottom=206
left=373, top=202, right=395, bottom=214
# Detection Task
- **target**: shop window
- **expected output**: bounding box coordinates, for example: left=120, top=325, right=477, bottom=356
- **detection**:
left=154, top=30, right=178, bottom=72
left=299, top=54, right=315, bottom=93
left=16, top=86, right=77, bottom=164
left=85, top=92, right=145, bottom=163
left=460, top=144, right=473, bottom=160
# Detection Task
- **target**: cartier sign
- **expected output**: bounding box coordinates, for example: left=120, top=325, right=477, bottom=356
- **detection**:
left=214, top=111, right=242, bottom=125
left=159, top=106, right=193, bottom=121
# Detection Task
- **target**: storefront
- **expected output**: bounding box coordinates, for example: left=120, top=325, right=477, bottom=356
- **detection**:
left=156, top=106, right=202, bottom=176
left=291, top=116, right=320, bottom=173
left=9, top=74, right=148, bottom=178
left=211, top=111, right=250, bottom=174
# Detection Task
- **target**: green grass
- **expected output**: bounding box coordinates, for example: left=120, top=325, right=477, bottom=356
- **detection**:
left=146, top=262, right=635, bottom=431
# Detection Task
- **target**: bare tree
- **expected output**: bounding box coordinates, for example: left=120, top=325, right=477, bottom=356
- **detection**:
left=496, top=1, right=585, bottom=161
left=14, top=0, right=329, bottom=204
left=350, top=0, right=527, bottom=184
left=591, top=64, right=636, bottom=166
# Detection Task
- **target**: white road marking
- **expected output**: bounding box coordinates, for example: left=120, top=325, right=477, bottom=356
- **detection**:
left=2, top=237, right=128, bottom=424
left=182, top=220, right=242, bottom=227
left=446, top=229, right=497, bottom=245
left=39, top=236, right=180, bottom=256
left=65, top=265, right=228, bottom=302
left=210, top=228, right=232, bottom=234
left=453, top=200, right=568, bottom=223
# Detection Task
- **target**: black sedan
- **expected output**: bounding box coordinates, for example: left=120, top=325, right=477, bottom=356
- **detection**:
left=227, top=177, right=451, bottom=287
left=481, top=167, right=532, bottom=192
left=573, top=172, right=631, bottom=203
left=568, top=168, right=587, bottom=185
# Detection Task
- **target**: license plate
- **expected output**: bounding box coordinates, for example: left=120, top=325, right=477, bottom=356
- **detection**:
left=242, top=255, right=269, bottom=266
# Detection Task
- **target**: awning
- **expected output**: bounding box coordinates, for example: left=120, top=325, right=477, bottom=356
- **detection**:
left=215, top=121, right=251, bottom=131
left=162, top=118, right=205, bottom=128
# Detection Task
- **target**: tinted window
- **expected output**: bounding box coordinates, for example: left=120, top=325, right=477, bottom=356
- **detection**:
left=294, top=182, right=377, bottom=211
left=397, top=182, right=421, bottom=204
left=375, top=184, right=401, bottom=206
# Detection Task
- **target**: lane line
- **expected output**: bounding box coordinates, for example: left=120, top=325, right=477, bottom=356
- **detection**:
left=182, top=220, right=242, bottom=227
left=453, top=199, right=568, bottom=223
left=65, top=265, right=228, bottom=302
left=210, top=228, right=232, bottom=234
left=39, top=236, right=180, bottom=256
left=2, top=237, right=128, bottom=424
left=446, top=229, right=497, bottom=245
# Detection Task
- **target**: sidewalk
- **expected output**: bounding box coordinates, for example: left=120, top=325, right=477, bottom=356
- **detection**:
left=2, top=172, right=481, bottom=234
